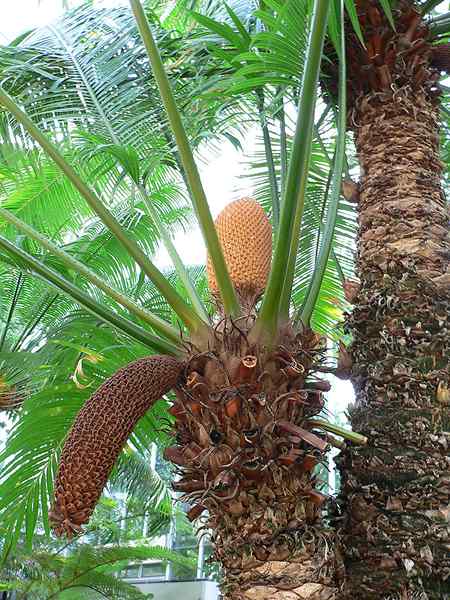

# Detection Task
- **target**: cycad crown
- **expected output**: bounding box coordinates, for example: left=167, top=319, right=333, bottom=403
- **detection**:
left=50, top=198, right=339, bottom=597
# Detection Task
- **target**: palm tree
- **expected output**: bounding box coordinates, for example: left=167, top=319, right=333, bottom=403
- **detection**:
left=0, top=1, right=448, bottom=599
left=0, top=1, right=353, bottom=597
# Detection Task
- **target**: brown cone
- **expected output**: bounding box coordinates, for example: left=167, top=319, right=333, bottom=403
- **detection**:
left=50, top=355, right=183, bottom=537
left=207, top=198, right=272, bottom=304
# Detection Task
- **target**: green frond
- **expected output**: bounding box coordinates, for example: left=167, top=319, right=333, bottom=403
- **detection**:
left=110, top=449, right=172, bottom=515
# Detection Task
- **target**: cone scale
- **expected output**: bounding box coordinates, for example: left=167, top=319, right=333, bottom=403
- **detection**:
left=50, top=355, right=183, bottom=537
left=207, top=198, right=272, bottom=309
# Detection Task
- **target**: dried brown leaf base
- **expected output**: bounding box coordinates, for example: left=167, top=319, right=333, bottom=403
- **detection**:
left=166, top=320, right=343, bottom=599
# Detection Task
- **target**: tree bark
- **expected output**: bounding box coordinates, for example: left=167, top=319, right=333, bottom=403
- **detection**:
left=211, top=480, right=340, bottom=600
left=338, top=86, right=450, bottom=598
left=166, top=324, right=344, bottom=599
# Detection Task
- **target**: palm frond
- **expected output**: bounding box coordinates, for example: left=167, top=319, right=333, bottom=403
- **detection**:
left=110, top=449, right=172, bottom=515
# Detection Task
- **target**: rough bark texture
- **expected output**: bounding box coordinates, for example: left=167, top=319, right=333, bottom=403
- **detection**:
left=337, top=87, right=450, bottom=598
left=166, top=321, right=343, bottom=599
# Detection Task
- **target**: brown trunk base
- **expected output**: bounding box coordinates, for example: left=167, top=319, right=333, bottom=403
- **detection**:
left=219, top=544, right=339, bottom=600
left=165, top=320, right=343, bottom=599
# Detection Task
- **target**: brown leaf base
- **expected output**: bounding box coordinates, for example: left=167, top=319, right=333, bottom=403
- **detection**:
left=166, top=320, right=343, bottom=599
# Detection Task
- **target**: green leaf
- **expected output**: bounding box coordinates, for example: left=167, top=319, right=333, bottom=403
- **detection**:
left=130, top=0, right=240, bottom=318
left=299, top=0, right=347, bottom=325
left=379, top=0, right=395, bottom=30
left=344, top=0, right=365, bottom=47
left=24, top=484, right=40, bottom=550
left=0, top=235, right=180, bottom=355
left=328, top=0, right=341, bottom=53
left=224, top=4, right=251, bottom=45
left=191, top=11, right=247, bottom=51
left=255, top=0, right=330, bottom=337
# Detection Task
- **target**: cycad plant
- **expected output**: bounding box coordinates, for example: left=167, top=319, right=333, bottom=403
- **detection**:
left=0, top=0, right=448, bottom=599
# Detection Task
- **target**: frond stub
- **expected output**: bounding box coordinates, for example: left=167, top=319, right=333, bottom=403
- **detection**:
left=207, top=198, right=272, bottom=309
left=50, top=355, right=183, bottom=537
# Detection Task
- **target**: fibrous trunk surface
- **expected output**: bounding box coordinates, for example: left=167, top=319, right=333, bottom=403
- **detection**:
left=167, top=321, right=343, bottom=599
left=337, top=3, right=450, bottom=597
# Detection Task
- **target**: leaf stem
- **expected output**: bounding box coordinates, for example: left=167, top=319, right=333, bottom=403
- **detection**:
left=0, top=235, right=181, bottom=356
left=277, top=92, right=288, bottom=199
left=0, top=88, right=204, bottom=334
left=308, top=418, right=367, bottom=446
left=129, top=0, right=240, bottom=316
left=429, top=16, right=450, bottom=36
left=0, top=208, right=182, bottom=345
left=136, top=184, right=209, bottom=322
left=49, top=35, right=206, bottom=325
left=0, top=272, right=23, bottom=351
left=256, top=90, right=280, bottom=229
left=298, top=0, right=347, bottom=326
left=254, top=0, right=330, bottom=338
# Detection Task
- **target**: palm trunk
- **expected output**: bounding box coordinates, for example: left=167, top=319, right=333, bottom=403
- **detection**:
left=337, top=4, right=450, bottom=595
left=166, top=322, right=343, bottom=599
left=211, top=482, right=339, bottom=600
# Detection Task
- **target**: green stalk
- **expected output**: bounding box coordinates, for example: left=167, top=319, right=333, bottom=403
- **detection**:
left=308, top=419, right=367, bottom=445
left=429, top=11, right=450, bottom=23
left=298, top=0, right=347, bottom=326
left=0, top=208, right=182, bottom=345
left=277, top=94, right=288, bottom=198
left=254, top=0, right=330, bottom=338
left=136, top=184, right=209, bottom=322
left=277, top=122, right=314, bottom=319
left=279, top=122, right=336, bottom=318
left=256, top=91, right=280, bottom=228
left=129, top=0, right=240, bottom=317
left=48, top=32, right=206, bottom=325
left=0, top=235, right=180, bottom=356
left=430, top=17, right=450, bottom=36
left=0, top=89, right=205, bottom=334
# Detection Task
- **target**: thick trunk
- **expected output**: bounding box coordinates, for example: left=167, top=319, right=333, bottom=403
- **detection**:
left=165, top=323, right=343, bottom=599
left=211, top=476, right=339, bottom=600
left=338, top=87, right=450, bottom=598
